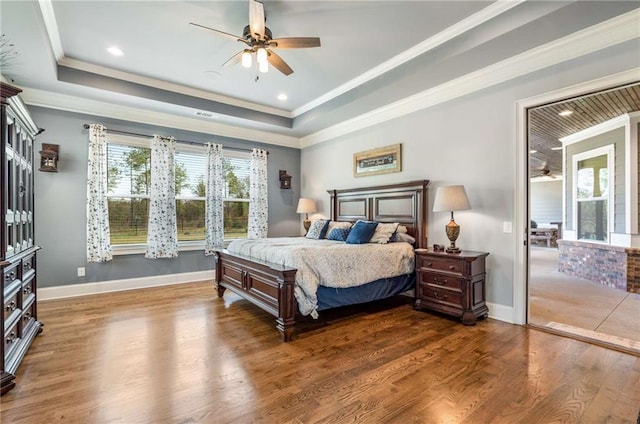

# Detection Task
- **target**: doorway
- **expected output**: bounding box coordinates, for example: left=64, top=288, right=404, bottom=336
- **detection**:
left=520, top=76, right=640, bottom=355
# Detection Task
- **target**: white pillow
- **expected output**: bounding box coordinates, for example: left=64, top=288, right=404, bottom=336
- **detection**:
left=369, top=222, right=399, bottom=244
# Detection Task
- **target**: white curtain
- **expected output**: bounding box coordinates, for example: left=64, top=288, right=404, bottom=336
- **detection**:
left=145, top=135, right=178, bottom=258
left=204, top=143, right=225, bottom=254
left=247, top=148, right=268, bottom=239
left=86, top=124, right=113, bottom=263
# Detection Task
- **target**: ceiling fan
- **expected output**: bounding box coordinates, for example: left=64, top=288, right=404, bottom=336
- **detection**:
left=530, top=157, right=557, bottom=179
left=190, top=0, right=321, bottom=76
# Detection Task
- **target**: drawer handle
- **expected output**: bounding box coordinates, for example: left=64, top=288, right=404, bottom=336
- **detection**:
left=433, top=277, right=447, bottom=285
left=241, top=270, right=248, bottom=289
left=433, top=291, right=448, bottom=300
left=23, top=311, right=32, bottom=321
left=5, top=301, right=17, bottom=312
left=5, top=272, right=15, bottom=282
left=24, top=262, right=31, bottom=270
left=6, top=332, right=17, bottom=344
left=448, top=265, right=456, bottom=270
left=426, top=262, right=433, bottom=267
left=23, top=286, right=32, bottom=295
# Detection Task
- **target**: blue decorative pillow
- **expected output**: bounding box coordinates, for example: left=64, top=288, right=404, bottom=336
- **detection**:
left=345, top=220, right=378, bottom=244
left=306, top=219, right=330, bottom=239
left=327, top=227, right=350, bottom=241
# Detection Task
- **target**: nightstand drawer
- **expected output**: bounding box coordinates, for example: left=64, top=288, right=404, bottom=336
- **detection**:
left=418, top=256, right=463, bottom=275
left=418, top=284, right=463, bottom=308
left=419, top=271, right=463, bottom=290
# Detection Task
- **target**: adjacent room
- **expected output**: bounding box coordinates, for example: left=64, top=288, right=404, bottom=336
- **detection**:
left=528, top=84, right=640, bottom=354
left=1, top=1, right=639, bottom=423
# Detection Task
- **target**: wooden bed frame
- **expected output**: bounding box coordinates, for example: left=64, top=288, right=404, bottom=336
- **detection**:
left=214, top=180, right=430, bottom=341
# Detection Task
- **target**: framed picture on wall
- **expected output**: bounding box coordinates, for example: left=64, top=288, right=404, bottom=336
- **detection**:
left=353, top=143, right=402, bottom=177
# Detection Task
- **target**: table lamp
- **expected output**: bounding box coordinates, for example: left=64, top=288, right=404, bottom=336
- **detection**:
left=296, top=198, right=317, bottom=233
left=432, top=185, right=471, bottom=253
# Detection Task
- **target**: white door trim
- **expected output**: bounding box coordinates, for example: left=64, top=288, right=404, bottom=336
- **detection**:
left=513, top=68, right=640, bottom=325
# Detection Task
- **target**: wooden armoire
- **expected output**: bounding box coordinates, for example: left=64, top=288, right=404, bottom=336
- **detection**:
left=1, top=82, right=42, bottom=395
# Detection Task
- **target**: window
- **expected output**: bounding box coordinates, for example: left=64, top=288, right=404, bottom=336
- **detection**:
left=572, top=145, right=614, bottom=242
left=106, top=137, right=250, bottom=250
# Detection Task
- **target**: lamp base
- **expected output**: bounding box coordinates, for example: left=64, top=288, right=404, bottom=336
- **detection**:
left=303, top=219, right=311, bottom=234
left=446, top=246, right=461, bottom=254
left=445, top=217, right=461, bottom=254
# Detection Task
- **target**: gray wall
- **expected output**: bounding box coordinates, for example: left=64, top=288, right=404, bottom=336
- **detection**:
left=564, top=127, right=625, bottom=234
left=300, top=41, right=638, bottom=308
left=530, top=180, right=562, bottom=225
left=31, top=107, right=301, bottom=287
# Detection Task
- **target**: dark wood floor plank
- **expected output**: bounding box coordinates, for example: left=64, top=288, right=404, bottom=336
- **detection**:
left=1, top=282, right=639, bottom=424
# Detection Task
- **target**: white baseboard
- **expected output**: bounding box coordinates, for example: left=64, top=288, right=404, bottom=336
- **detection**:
left=38, top=270, right=215, bottom=301
left=487, top=302, right=517, bottom=324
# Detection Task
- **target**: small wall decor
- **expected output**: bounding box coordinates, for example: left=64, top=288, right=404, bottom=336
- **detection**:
left=279, top=170, right=292, bottom=189
left=39, top=143, right=59, bottom=172
left=353, top=143, right=401, bottom=177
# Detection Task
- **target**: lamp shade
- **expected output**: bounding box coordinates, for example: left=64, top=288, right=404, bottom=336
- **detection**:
left=296, top=198, right=317, bottom=214
left=433, top=185, right=471, bottom=212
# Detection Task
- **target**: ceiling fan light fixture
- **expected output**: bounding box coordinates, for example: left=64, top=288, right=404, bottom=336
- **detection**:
left=259, top=60, right=268, bottom=73
left=241, top=50, right=252, bottom=68
left=256, top=47, right=268, bottom=64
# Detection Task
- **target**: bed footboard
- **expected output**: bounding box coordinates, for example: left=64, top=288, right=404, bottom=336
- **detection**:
left=214, top=250, right=297, bottom=341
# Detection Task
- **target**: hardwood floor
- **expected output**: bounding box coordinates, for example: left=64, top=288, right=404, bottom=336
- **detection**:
left=2, top=282, right=640, bottom=423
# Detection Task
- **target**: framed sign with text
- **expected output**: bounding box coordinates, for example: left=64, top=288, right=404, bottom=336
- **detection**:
left=353, top=143, right=401, bottom=177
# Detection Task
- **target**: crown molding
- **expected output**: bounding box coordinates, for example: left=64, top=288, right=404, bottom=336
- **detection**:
left=38, top=0, right=64, bottom=61
left=300, top=8, right=640, bottom=148
left=292, top=0, right=524, bottom=117
left=57, top=57, right=292, bottom=118
left=21, top=88, right=302, bottom=149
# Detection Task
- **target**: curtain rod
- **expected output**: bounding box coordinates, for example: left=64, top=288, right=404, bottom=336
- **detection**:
left=82, top=124, right=266, bottom=154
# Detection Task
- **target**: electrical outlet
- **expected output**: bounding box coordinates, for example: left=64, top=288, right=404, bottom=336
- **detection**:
left=503, top=222, right=513, bottom=233
left=77, top=267, right=85, bottom=277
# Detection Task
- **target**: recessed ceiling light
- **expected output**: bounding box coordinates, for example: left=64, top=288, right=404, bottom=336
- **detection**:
left=107, top=46, right=124, bottom=56
left=558, top=110, right=573, bottom=116
left=277, top=93, right=287, bottom=101
left=529, top=150, right=537, bottom=154
left=551, top=146, right=563, bottom=151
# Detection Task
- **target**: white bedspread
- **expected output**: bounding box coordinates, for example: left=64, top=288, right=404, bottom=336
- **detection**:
left=226, top=237, right=414, bottom=317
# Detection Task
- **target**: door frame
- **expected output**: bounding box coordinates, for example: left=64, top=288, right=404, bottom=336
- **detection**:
left=513, top=69, right=639, bottom=325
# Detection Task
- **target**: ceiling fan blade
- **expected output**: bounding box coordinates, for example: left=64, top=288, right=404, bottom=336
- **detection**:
left=249, top=0, right=266, bottom=40
left=221, top=51, right=244, bottom=68
left=267, top=50, right=293, bottom=76
left=189, top=22, right=249, bottom=45
left=269, top=37, right=321, bottom=49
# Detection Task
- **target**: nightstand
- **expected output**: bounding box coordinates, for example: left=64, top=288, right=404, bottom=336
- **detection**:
left=414, top=249, right=489, bottom=325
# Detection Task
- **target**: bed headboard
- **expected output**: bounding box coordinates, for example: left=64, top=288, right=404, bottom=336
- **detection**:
left=327, top=180, right=430, bottom=248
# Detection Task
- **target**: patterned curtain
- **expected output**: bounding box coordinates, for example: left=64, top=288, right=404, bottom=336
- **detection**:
left=86, top=124, right=113, bottom=263
left=204, top=143, right=225, bottom=254
left=145, top=135, right=178, bottom=258
left=247, top=148, right=268, bottom=239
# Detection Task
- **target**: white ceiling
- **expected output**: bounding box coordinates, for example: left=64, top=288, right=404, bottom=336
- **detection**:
left=1, top=1, right=639, bottom=146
